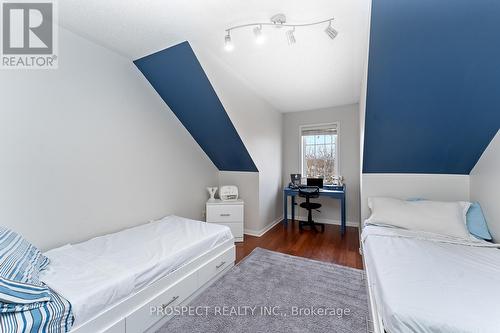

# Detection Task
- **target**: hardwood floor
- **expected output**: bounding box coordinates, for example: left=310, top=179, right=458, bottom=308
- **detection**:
left=235, top=220, right=363, bottom=269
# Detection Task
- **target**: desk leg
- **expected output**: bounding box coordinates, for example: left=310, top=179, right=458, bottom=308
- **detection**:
left=283, top=194, right=288, bottom=226
left=341, top=195, right=346, bottom=236
left=291, top=196, right=296, bottom=223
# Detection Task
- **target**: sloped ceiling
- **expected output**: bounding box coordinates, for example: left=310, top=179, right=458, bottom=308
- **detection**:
left=134, top=42, right=257, bottom=172
left=58, top=0, right=370, bottom=112
left=363, top=0, right=500, bottom=174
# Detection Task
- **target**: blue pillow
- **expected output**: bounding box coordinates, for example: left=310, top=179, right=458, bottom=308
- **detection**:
left=466, top=202, right=492, bottom=240
left=0, top=227, right=48, bottom=284
left=38, top=255, right=50, bottom=271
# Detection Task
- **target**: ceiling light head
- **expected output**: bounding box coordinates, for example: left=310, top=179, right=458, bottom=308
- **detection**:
left=270, top=13, right=287, bottom=27
left=286, top=27, right=296, bottom=46
left=253, top=25, right=266, bottom=45
left=325, top=21, right=338, bottom=40
left=224, top=32, right=234, bottom=52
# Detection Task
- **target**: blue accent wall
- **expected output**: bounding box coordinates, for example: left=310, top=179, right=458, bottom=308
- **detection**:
left=363, top=0, right=500, bottom=174
left=134, top=42, right=258, bottom=172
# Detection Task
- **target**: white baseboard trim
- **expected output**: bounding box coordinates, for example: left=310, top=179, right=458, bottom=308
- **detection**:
left=243, top=215, right=358, bottom=238
left=293, top=215, right=359, bottom=228
left=244, top=216, right=283, bottom=237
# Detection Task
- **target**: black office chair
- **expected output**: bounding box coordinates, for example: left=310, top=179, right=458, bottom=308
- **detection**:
left=298, top=187, right=325, bottom=232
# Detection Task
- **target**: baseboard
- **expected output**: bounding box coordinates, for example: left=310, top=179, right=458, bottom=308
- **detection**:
left=293, top=215, right=359, bottom=228
left=244, top=216, right=283, bottom=237
left=243, top=215, right=358, bottom=238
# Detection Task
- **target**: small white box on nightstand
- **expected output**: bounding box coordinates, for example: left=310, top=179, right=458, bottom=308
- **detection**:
left=206, top=199, right=244, bottom=242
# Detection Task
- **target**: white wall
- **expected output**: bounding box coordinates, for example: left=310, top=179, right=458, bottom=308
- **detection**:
left=196, top=48, right=284, bottom=234
left=0, top=28, right=219, bottom=250
left=470, top=130, right=500, bottom=241
left=218, top=171, right=260, bottom=234
left=360, top=174, right=470, bottom=222
left=282, top=104, right=360, bottom=226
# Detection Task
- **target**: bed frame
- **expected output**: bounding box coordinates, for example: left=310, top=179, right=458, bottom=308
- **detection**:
left=70, top=239, right=235, bottom=333
left=361, top=242, right=385, bottom=333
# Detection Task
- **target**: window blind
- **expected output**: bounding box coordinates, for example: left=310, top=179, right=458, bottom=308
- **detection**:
left=301, top=124, right=338, bottom=136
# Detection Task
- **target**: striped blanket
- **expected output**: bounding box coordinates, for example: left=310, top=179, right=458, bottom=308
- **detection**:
left=0, top=287, right=74, bottom=333
left=0, top=227, right=74, bottom=333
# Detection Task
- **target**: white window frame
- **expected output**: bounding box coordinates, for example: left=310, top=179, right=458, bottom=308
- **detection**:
left=298, top=122, right=340, bottom=183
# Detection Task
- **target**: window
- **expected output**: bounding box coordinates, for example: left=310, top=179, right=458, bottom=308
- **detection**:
left=300, top=123, right=338, bottom=184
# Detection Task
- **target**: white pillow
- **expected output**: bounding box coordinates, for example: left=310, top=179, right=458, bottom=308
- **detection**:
left=367, top=197, right=471, bottom=239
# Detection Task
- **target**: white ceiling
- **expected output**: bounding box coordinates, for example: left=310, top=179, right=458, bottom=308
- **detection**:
left=59, top=0, right=370, bottom=112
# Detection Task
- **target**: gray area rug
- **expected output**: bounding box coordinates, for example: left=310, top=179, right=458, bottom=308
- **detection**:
left=157, top=248, right=371, bottom=333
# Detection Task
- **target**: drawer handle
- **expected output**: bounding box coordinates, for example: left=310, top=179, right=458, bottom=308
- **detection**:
left=220, top=213, right=231, bottom=217
left=161, top=295, right=179, bottom=309
left=216, top=261, right=226, bottom=269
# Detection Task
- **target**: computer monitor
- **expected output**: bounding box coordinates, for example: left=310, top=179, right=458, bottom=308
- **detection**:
left=307, top=177, right=324, bottom=188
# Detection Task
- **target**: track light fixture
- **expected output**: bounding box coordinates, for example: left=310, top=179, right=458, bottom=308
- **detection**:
left=224, top=14, right=338, bottom=51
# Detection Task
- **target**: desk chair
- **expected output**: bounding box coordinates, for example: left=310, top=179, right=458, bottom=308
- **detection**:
left=298, top=187, right=325, bottom=232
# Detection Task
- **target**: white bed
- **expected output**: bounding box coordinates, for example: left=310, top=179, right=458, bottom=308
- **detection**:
left=40, top=215, right=234, bottom=332
left=362, top=224, right=500, bottom=333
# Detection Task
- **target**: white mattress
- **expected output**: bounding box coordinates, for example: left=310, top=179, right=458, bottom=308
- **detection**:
left=40, top=215, right=233, bottom=326
left=362, top=225, right=500, bottom=333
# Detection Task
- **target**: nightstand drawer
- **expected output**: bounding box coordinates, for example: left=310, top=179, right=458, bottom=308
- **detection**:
left=206, top=204, right=243, bottom=222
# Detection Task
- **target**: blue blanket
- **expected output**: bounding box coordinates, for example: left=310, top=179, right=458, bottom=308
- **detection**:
left=0, top=288, right=74, bottom=333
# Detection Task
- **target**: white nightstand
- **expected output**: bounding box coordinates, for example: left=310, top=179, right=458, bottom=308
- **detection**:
left=206, top=199, right=244, bottom=242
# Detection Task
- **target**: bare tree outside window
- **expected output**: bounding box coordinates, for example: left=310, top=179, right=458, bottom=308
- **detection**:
left=301, top=125, right=338, bottom=184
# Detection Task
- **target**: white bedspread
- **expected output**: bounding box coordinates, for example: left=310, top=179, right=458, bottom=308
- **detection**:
left=40, top=215, right=233, bottom=326
left=362, top=224, right=500, bottom=333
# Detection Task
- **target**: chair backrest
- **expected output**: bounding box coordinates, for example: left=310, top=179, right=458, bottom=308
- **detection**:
left=298, top=186, right=320, bottom=199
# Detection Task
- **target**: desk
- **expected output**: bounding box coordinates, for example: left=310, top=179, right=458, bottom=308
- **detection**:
left=283, top=185, right=346, bottom=235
